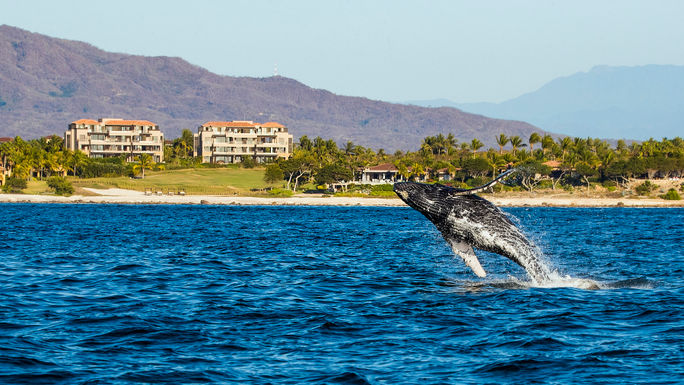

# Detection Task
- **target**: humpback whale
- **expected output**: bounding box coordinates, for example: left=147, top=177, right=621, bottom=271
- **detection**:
left=394, top=171, right=551, bottom=283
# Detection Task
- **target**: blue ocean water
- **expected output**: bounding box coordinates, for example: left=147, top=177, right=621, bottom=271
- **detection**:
left=0, top=203, right=682, bottom=384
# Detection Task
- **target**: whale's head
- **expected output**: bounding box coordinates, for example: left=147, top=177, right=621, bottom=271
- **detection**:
left=393, top=182, right=463, bottom=219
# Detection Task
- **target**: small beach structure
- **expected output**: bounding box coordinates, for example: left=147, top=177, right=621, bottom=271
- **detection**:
left=360, top=163, right=403, bottom=184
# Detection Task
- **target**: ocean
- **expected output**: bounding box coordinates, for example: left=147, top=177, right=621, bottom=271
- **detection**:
left=1, top=204, right=682, bottom=384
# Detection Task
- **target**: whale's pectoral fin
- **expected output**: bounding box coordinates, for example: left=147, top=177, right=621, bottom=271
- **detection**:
left=448, top=240, right=486, bottom=277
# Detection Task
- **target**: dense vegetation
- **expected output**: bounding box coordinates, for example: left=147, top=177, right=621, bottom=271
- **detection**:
left=267, top=133, right=684, bottom=193
left=2, top=132, right=683, bottom=198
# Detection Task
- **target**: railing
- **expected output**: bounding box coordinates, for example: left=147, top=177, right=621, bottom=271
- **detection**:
left=107, top=131, right=136, bottom=136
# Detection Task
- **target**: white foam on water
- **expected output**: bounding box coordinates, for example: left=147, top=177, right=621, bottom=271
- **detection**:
left=479, top=272, right=655, bottom=291
left=523, top=271, right=602, bottom=290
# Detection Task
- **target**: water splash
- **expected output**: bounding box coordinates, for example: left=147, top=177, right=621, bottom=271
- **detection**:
left=447, top=272, right=655, bottom=292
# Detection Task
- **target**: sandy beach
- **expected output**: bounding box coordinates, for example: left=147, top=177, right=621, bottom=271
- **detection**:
left=0, top=188, right=682, bottom=207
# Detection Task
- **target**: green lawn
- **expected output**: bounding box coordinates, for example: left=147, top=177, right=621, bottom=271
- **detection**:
left=70, top=167, right=275, bottom=195
left=23, top=180, right=51, bottom=195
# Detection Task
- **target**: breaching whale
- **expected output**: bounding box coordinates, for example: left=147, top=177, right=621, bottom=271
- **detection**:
left=394, top=170, right=551, bottom=283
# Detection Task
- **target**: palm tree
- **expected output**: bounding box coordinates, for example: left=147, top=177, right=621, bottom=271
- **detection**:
left=45, top=151, right=66, bottom=177
left=529, top=133, right=541, bottom=152
left=559, top=137, right=573, bottom=161
left=68, top=150, right=88, bottom=177
left=434, top=133, right=446, bottom=155
left=298, top=136, right=313, bottom=151
left=496, top=134, right=509, bottom=154
left=377, top=148, right=387, bottom=161
left=446, top=133, right=457, bottom=154
left=509, top=136, right=524, bottom=152
left=133, top=153, right=155, bottom=179
left=541, top=135, right=555, bottom=156
left=343, top=141, right=355, bottom=156
left=470, top=138, right=484, bottom=157
left=176, top=141, right=190, bottom=159
left=489, top=157, right=507, bottom=178
left=396, top=163, right=410, bottom=182
left=419, top=142, right=433, bottom=158
left=516, top=149, right=531, bottom=162
left=420, top=136, right=435, bottom=156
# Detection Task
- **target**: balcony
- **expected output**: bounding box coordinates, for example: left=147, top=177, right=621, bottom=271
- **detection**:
left=223, top=132, right=256, bottom=138
left=107, top=131, right=136, bottom=136
left=256, top=142, right=284, bottom=148
left=136, top=140, right=160, bottom=145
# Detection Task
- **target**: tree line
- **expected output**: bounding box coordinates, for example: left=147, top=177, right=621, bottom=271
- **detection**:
left=2, top=131, right=683, bottom=194
left=266, top=133, right=684, bottom=192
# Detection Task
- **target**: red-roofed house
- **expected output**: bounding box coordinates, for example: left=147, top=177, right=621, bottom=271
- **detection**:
left=360, top=163, right=403, bottom=184
left=65, top=118, right=164, bottom=162
left=194, top=121, right=293, bottom=164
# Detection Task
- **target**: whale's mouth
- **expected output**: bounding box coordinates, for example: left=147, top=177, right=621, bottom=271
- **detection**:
left=393, top=182, right=440, bottom=212
left=395, top=189, right=409, bottom=201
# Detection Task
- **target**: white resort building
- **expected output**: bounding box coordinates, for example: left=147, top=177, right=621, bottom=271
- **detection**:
left=64, top=118, right=165, bottom=162
left=193, top=121, right=293, bottom=164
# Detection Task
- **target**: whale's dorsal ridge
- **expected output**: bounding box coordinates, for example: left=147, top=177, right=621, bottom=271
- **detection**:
left=448, top=239, right=486, bottom=277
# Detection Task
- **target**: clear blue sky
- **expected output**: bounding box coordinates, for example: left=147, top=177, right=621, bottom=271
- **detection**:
left=1, top=0, right=683, bottom=103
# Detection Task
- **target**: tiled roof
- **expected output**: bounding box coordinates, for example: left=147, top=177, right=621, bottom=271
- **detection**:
left=202, top=121, right=256, bottom=127
left=261, top=122, right=285, bottom=128
left=103, top=119, right=157, bottom=126
left=71, top=119, right=99, bottom=125
left=366, top=163, right=398, bottom=172
left=0, top=137, right=12, bottom=143
left=72, top=119, right=157, bottom=126
left=543, top=160, right=562, bottom=168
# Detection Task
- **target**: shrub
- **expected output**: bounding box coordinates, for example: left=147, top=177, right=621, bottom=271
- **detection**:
left=241, top=156, right=256, bottom=169
left=268, top=188, right=294, bottom=197
left=47, top=176, right=74, bottom=196
left=680, top=182, right=684, bottom=192
left=635, top=181, right=656, bottom=196
left=371, top=184, right=394, bottom=193
left=264, top=164, right=284, bottom=184
left=536, top=180, right=553, bottom=189
left=660, top=188, right=681, bottom=200
left=80, top=162, right=127, bottom=178
left=2, top=177, right=27, bottom=193
left=466, top=177, right=487, bottom=188
left=369, top=190, right=396, bottom=197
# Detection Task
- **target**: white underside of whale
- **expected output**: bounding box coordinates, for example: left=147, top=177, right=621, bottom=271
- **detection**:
left=448, top=239, right=486, bottom=277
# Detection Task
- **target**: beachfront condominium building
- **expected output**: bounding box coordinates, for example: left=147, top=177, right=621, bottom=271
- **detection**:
left=65, top=118, right=165, bottom=162
left=194, top=121, right=293, bottom=164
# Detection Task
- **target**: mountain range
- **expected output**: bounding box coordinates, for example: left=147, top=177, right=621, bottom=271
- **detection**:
left=0, top=25, right=546, bottom=151
left=409, top=65, right=684, bottom=140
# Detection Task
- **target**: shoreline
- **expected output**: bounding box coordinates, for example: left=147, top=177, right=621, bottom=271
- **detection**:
left=0, top=188, right=683, bottom=207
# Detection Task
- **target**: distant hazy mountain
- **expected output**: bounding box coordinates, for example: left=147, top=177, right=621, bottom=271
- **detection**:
left=410, top=65, right=684, bottom=140
left=0, top=25, right=548, bottom=151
